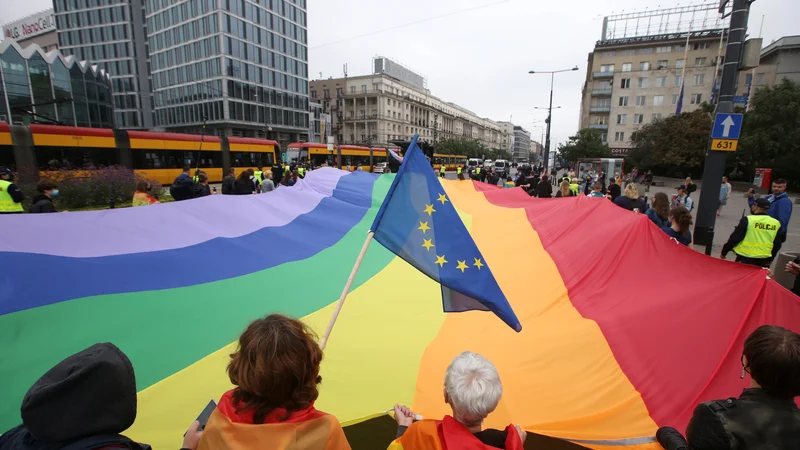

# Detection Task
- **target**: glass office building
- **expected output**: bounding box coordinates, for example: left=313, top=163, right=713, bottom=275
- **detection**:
left=53, top=0, right=153, bottom=129
left=146, top=0, right=309, bottom=144
left=0, top=40, right=113, bottom=127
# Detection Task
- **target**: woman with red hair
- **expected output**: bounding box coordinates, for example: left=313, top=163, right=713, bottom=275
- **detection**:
left=187, top=314, right=350, bottom=450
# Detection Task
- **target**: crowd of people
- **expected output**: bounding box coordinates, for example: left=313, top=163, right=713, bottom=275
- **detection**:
left=0, top=314, right=796, bottom=450
left=169, top=160, right=309, bottom=202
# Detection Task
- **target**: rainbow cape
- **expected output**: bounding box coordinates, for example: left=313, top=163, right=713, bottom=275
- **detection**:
left=1, top=168, right=799, bottom=449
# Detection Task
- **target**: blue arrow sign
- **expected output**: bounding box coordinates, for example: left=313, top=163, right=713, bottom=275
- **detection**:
left=712, top=113, right=743, bottom=140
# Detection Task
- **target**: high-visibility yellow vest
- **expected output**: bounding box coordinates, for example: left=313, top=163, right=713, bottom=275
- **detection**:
left=733, top=215, right=781, bottom=259
left=440, top=166, right=446, bottom=173
left=298, top=167, right=305, bottom=176
left=475, top=168, right=481, bottom=175
left=254, top=170, right=263, bottom=181
left=569, top=184, right=579, bottom=195
left=0, top=180, right=23, bottom=213
left=457, top=167, right=462, bottom=175
left=193, top=175, right=199, bottom=182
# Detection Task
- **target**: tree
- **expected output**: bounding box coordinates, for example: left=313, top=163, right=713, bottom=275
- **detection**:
left=731, top=79, right=800, bottom=186
left=627, top=109, right=712, bottom=178
left=434, top=138, right=487, bottom=159
left=556, top=128, right=611, bottom=166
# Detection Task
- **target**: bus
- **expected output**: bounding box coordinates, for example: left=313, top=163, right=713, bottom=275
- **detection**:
left=1, top=124, right=279, bottom=185
left=432, top=153, right=468, bottom=172
left=285, top=143, right=392, bottom=172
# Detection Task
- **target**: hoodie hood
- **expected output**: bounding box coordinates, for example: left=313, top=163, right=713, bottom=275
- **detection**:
left=20, top=343, right=137, bottom=443
left=31, top=195, right=51, bottom=205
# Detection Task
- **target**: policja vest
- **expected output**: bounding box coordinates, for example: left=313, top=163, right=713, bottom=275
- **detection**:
left=440, top=165, right=446, bottom=173
left=298, top=167, right=305, bottom=177
left=254, top=170, right=263, bottom=181
left=569, top=184, right=579, bottom=196
left=457, top=167, right=462, bottom=175
left=0, top=180, right=23, bottom=213
left=475, top=167, right=481, bottom=175
left=733, top=215, right=781, bottom=259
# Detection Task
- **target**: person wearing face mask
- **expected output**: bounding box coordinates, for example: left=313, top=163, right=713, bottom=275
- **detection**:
left=30, top=181, right=60, bottom=213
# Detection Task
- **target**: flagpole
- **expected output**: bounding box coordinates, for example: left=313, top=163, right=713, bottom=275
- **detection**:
left=319, top=231, right=375, bottom=350
left=679, top=28, right=691, bottom=93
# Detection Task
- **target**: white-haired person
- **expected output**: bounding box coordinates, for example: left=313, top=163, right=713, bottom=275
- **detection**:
left=388, top=351, right=526, bottom=449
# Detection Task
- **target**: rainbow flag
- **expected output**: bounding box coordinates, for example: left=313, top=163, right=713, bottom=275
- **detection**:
left=2, top=168, right=799, bottom=450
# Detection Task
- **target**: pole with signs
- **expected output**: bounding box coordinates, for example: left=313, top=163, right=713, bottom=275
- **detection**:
left=694, top=0, right=751, bottom=255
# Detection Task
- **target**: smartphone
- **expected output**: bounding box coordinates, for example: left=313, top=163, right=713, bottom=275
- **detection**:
left=185, top=399, right=217, bottom=436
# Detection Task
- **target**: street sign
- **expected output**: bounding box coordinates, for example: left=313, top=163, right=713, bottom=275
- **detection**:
left=712, top=113, right=743, bottom=140
left=711, top=139, right=738, bottom=151
left=733, top=95, right=748, bottom=104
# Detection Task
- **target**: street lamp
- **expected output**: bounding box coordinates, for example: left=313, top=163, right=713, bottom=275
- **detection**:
left=528, top=66, right=579, bottom=174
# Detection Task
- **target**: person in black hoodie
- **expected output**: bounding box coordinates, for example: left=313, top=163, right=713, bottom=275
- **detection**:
left=30, top=181, right=59, bottom=214
left=535, top=175, right=552, bottom=198
left=0, top=342, right=150, bottom=450
left=221, top=168, right=236, bottom=195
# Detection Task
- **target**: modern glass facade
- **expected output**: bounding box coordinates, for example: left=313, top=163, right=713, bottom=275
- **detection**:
left=146, top=0, right=309, bottom=144
left=53, top=0, right=153, bottom=129
left=0, top=41, right=113, bottom=127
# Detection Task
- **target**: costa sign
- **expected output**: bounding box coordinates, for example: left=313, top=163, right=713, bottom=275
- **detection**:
left=2, top=10, right=55, bottom=41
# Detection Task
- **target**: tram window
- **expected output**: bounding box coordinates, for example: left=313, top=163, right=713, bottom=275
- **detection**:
left=132, top=150, right=220, bottom=169
left=37, top=146, right=118, bottom=170
left=232, top=151, right=274, bottom=167
left=0, top=145, right=15, bottom=171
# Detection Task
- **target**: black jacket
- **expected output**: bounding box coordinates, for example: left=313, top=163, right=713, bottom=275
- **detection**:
left=657, top=388, right=800, bottom=450
left=0, top=343, right=149, bottom=450
left=221, top=175, right=236, bottom=195
left=613, top=196, right=647, bottom=213
left=607, top=183, right=621, bottom=201
left=29, top=195, right=56, bottom=214
left=169, top=173, right=194, bottom=201
left=234, top=179, right=254, bottom=195
left=535, top=179, right=552, bottom=198
left=192, top=183, right=211, bottom=198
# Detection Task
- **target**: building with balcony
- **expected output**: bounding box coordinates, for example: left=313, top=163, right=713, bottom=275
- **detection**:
left=0, top=40, right=113, bottom=127
left=310, top=57, right=507, bottom=151
left=578, top=4, right=731, bottom=154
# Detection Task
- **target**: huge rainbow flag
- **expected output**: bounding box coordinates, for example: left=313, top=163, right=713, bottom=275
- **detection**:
left=1, top=168, right=799, bottom=449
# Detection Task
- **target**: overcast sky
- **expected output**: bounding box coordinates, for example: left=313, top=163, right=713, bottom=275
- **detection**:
left=2, top=0, right=795, bottom=147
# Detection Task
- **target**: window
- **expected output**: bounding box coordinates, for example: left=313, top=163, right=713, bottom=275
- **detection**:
left=672, top=94, right=680, bottom=105
left=657, top=59, right=668, bottom=69
left=676, top=59, right=685, bottom=69
left=745, top=73, right=753, bottom=85
left=640, top=61, right=650, bottom=70
left=638, top=77, right=648, bottom=88
left=674, top=76, right=683, bottom=87
left=619, top=96, right=629, bottom=106
left=350, top=86, right=355, bottom=93
left=756, top=73, right=765, bottom=85
left=656, top=76, right=666, bottom=87
left=695, top=57, right=707, bottom=67
left=616, top=114, right=627, bottom=124
left=636, top=95, right=646, bottom=106
left=653, top=113, right=662, bottom=121
left=622, top=63, right=632, bottom=72
left=601, top=133, right=608, bottom=143
left=690, top=93, right=702, bottom=104
left=693, top=74, right=705, bottom=86
left=620, top=78, right=630, bottom=89
left=361, top=85, right=367, bottom=94
left=600, top=64, right=615, bottom=73
left=614, top=132, right=625, bottom=142
left=656, top=46, right=672, bottom=53
left=693, top=42, right=710, bottom=50
left=621, top=50, right=635, bottom=56
left=601, top=51, right=616, bottom=57
left=637, top=48, right=654, bottom=55
left=653, top=95, right=664, bottom=106
left=633, top=114, right=644, bottom=124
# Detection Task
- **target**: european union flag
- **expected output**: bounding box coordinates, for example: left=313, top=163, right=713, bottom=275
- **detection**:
left=370, top=135, right=522, bottom=332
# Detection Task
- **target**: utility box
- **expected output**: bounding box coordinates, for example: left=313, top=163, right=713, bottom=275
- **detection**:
left=754, top=168, right=772, bottom=190
left=741, top=38, right=762, bottom=70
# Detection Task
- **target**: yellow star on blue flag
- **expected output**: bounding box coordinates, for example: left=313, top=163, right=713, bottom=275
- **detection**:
left=370, top=135, right=521, bottom=332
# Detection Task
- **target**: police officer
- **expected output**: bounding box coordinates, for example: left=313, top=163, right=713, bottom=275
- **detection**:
left=439, top=164, right=446, bottom=178
left=0, top=167, right=24, bottom=214
left=720, top=198, right=782, bottom=267
left=456, top=165, right=463, bottom=180
left=253, top=166, right=264, bottom=183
